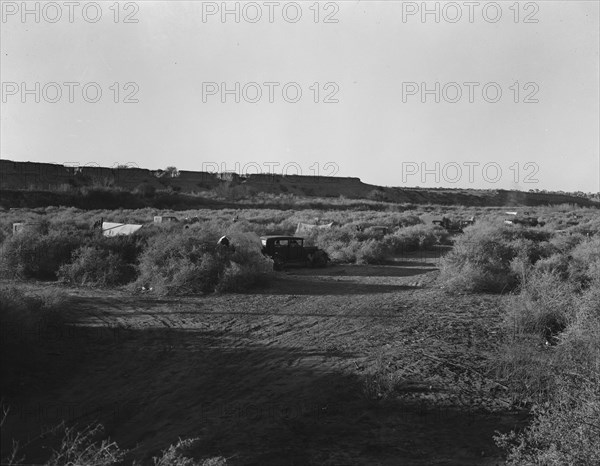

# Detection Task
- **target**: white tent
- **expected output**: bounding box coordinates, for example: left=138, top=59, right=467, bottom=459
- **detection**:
left=295, top=222, right=333, bottom=236
left=102, top=222, right=143, bottom=237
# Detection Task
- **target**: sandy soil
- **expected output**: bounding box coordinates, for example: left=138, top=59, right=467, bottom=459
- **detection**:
left=2, top=248, right=528, bottom=465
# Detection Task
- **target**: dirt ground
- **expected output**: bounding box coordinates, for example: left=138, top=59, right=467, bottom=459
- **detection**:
left=2, top=248, right=528, bottom=465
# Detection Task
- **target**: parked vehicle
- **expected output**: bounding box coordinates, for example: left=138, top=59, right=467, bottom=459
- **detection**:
left=504, top=212, right=545, bottom=227
left=260, top=236, right=329, bottom=270
left=431, top=216, right=475, bottom=233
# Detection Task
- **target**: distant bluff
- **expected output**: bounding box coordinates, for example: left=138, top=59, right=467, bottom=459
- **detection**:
left=0, top=159, right=596, bottom=208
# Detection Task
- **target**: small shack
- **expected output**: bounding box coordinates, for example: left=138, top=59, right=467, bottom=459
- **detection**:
left=370, top=226, right=389, bottom=235
left=154, top=216, right=179, bottom=223
left=12, top=222, right=48, bottom=235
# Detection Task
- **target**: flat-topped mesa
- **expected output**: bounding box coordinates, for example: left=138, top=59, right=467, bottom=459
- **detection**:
left=244, top=173, right=363, bottom=184
left=0, top=159, right=162, bottom=190
left=0, top=160, right=365, bottom=191
left=1, top=160, right=596, bottom=207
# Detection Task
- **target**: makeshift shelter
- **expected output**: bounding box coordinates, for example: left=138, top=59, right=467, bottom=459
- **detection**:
left=12, top=222, right=48, bottom=235
left=102, top=222, right=143, bottom=237
left=154, top=216, right=179, bottom=223
left=369, top=226, right=389, bottom=235
left=294, top=222, right=333, bottom=236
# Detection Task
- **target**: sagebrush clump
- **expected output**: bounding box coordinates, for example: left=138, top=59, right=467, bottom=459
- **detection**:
left=0, top=231, right=86, bottom=280
left=135, top=230, right=273, bottom=295
left=494, top=238, right=600, bottom=464
left=438, top=222, right=556, bottom=293
left=0, top=286, right=70, bottom=392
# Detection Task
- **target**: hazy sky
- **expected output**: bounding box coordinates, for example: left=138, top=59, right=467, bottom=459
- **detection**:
left=1, top=1, right=598, bottom=192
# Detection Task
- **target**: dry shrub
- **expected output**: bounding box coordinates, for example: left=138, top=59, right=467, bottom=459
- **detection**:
left=548, top=232, right=586, bottom=252
left=555, top=283, right=600, bottom=380
left=216, top=232, right=273, bottom=292
left=1, top=418, right=225, bottom=466
left=0, top=231, right=85, bottom=280
left=438, top=222, right=554, bottom=293
left=361, top=353, right=402, bottom=401
left=568, top=236, right=600, bottom=286
left=0, top=286, right=68, bottom=347
left=152, top=438, right=227, bottom=466
left=495, top=271, right=578, bottom=404
left=136, top=230, right=272, bottom=295
left=58, top=246, right=135, bottom=287
left=439, top=224, right=517, bottom=292
left=0, top=286, right=69, bottom=392
left=396, top=213, right=423, bottom=227
left=355, top=239, right=389, bottom=265
left=495, top=276, right=600, bottom=464
left=384, top=224, right=449, bottom=254
left=496, top=375, right=600, bottom=466
left=533, top=253, right=571, bottom=280
left=324, top=239, right=360, bottom=263
left=495, top=336, right=557, bottom=406
left=44, top=424, right=125, bottom=466
left=505, top=271, right=575, bottom=338
left=307, top=223, right=446, bottom=265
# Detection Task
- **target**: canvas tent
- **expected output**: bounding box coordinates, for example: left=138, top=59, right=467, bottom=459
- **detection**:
left=102, top=222, right=143, bottom=237
left=295, top=222, right=333, bottom=236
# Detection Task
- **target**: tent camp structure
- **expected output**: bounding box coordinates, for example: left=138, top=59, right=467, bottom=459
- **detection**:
left=102, top=222, right=143, bottom=237
left=294, top=222, right=333, bottom=236
left=154, top=216, right=179, bottom=223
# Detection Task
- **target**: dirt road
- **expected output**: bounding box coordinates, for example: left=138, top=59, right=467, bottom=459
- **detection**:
left=2, top=250, right=527, bottom=465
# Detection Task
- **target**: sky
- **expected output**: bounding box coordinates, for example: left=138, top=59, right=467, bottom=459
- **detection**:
left=1, top=0, right=599, bottom=192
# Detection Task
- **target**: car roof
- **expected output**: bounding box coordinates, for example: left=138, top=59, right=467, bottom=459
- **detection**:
left=260, top=235, right=304, bottom=241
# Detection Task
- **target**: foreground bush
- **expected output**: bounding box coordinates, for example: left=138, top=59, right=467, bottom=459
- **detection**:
left=135, top=230, right=272, bottom=295
left=568, top=236, right=600, bottom=286
left=495, top=270, right=577, bottom=404
left=0, top=231, right=85, bottom=280
left=0, top=286, right=69, bottom=391
left=438, top=222, right=555, bottom=293
left=215, top=232, right=274, bottom=292
left=0, top=286, right=68, bottom=343
left=504, top=271, right=576, bottom=339
left=1, top=420, right=226, bottom=466
left=496, top=376, right=600, bottom=466
left=383, top=224, right=449, bottom=254
left=306, top=223, right=448, bottom=265
left=58, top=246, right=135, bottom=287
left=439, top=224, right=519, bottom=292
left=58, top=236, right=142, bottom=287
left=152, top=438, right=227, bottom=466
left=495, top=271, right=600, bottom=464
left=532, top=236, right=600, bottom=288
